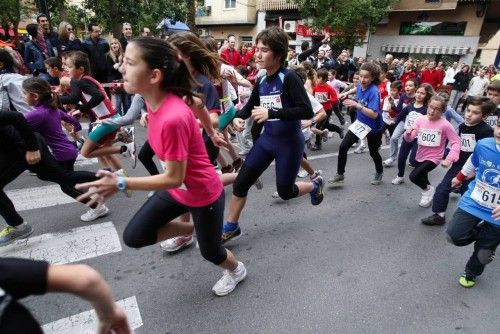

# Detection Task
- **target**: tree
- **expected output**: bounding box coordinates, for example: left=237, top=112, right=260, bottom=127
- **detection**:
left=0, top=0, right=31, bottom=40
left=293, top=0, right=397, bottom=46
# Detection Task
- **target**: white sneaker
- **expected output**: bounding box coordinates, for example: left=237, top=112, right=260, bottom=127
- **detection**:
left=297, top=169, right=308, bottom=178
left=80, top=204, right=109, bottom=222
left=354, top=143, right=366, bottom=154
left=383, top=158, right=394, bottom=167
left=419, top=186, right=435, bottom=208
left=124, top=141, right=137, bottom=168
left=212, top=261, right=247, bottom=296
left=272, top=191, right=280, bottom=199
left=160, top=235, right=194, bottom=253
left=391, top=176, right=405, bottom=185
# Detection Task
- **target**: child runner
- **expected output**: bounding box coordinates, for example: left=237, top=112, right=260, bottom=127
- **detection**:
left=221, top=27, right=324, bottom=243
left=446, top=114, right=500, bottom=288
left=391, top=83, right=434, bottom=184
left=403, top=95, right=461, bottom=207
left=311, top=68, right=344, bottom=150
left=485, top=80, right=500, bottom=128
left=330, top=62, right=384, bottom=186
left=382, top=80, right=402, bottom=137
left=383, top=79, right=417, bottom=167
left=421, top=97, right=494, bottom=225
left=75, top=37, right=247, bottom=296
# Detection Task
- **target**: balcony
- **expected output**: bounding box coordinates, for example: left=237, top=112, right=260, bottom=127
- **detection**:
left=195, top=0, right=257, bottom=26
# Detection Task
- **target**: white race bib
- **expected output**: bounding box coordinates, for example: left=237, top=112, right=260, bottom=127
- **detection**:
left=260, top=94, right=282, bottom=110
left=418, top=128, right=441, bottom=147
left=460, top=133, right=476, bottom=152
left=486, top=115, right=497, bottom=128
left=404, top=111, right=420, bottom=130
left=349, top=120, right=372, bottom=140
left=471, top=180, right=500, bottom=209
left=314, top=92, right=328, bottom=103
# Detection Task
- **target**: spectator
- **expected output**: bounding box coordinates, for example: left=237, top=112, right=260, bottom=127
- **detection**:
left=287, top=49, right=299, bottom=66
left=0, top=49, right=31, bottom=113
left=381, top=53, right=393, bottom=73
left=238, top=42, right=254, bottom=66
left=313, top=50, right=331, bottom=70
left=36, top=14, right=59, bottom=56
left=448, top=64, right=470, bottom=109
left=220, top=34, right=241, bottom=67
left=82, top=23, right=110, bottom=83
left=119, top=22, right=133, bottom=50
left=298, top=32, right=330, bottom=63
left=443, top=61, right=459, bottom=86
left=334, top=51, right=350, bottom=81
left=420, top=61, right=442, bottom=91
left=462, top=67, right=490, bottom=112
left=24, top=23, right=55, bottom=81
left=106, top=38, right=130, bottom=115
left=57, top=21, right=83, bottom=54
left=140, top=27, right=151, bottom=37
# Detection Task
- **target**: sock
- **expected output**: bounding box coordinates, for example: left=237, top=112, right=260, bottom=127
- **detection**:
left=437, top=212, right=445, bottom=218
left=310, top=180, right=319, bottom=193
left=14, top=222, right=28, bottom=230
left=224, top=222, right=239, bottom=231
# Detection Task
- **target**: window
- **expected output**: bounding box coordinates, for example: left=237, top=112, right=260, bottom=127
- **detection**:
left=225, top=0, right=236, bottom=9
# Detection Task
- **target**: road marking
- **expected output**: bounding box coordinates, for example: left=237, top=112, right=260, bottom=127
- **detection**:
left=0, top=222, right=122, bottom=264
left=42, top=296, right=143, bottom=334
left=7, top=185, right=77, bottom=211
left=75, top=154, right=98, bottom=167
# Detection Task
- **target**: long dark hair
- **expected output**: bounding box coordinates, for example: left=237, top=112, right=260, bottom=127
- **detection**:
left=130, top=37, right=198, bottom=104
left=22, top=77, right=60, bottom=110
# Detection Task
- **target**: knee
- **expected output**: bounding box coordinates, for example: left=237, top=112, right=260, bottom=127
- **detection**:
left=233, top=177, right=250, bottom=198
left=123, top=226, right=151, bottom=249
left=339, top=141, right=350, bottom=152
left=277, top=184, right=298, bottom=200
left=409, top=172, right=418, bottom=184
left=446, top=230, right=471, bottom=247
left=199, top=245, right=227, bottom=265
left=137, top=148, right=150, bottom=161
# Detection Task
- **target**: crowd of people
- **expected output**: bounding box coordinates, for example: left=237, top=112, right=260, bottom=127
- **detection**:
left=0, top=15, right=499, bottom=332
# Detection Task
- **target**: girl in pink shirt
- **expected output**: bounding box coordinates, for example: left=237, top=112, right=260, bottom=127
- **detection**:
left=75, top=37, right=246, bottom=296
left=404, top=95, right=461, bottom=207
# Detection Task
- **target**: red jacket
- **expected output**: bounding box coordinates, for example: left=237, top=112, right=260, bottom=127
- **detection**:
left=313, top=83, right=338, bottom=111
left=221, top=48, right=241, bottom=67
left=400, top=71, right=416, bottom=87
left=420, top=69, right=442, bottom=91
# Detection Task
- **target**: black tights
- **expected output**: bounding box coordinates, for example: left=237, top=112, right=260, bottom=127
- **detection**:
left=409, top=160, right=437, bottom=190
left=337, top=130, right=383, bottom=175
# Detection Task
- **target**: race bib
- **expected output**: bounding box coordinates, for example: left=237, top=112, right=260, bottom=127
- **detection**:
left=349, top=120, right=371, bottom=139
left=460, top=133, right=476, bottom=152
left=486, top=115, right=497, bottom=128
left=260, top=94, right=282, bottom=110
left=404, top=111, right=420, bottom=130
left=418, top=128, right=441, bottom=147
left=314, top=92, right=328, bottom=103
left=471, top=180, right=500, bottom=210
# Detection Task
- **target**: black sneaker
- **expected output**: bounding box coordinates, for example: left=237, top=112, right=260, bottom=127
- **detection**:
left=421, top=213, right=446, bottom=226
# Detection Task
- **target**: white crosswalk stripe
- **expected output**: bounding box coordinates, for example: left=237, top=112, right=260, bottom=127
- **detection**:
left=7, top=185, right=77, bottom=211
left=0, top=222, right=122, bottom=264
left=42, top=296, right=143, bottom=333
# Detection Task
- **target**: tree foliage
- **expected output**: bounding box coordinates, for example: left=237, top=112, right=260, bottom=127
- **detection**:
left=293, top=0, right=397, bottom=46
left=0, top=0, right=31, bottom=39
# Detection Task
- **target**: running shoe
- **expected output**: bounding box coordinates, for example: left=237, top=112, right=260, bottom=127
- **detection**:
left=458, top=273, right=476, bottom=288
left=272, top=191, right=280, bottom=199
left=382, top=158, right=394, bottom=167
left=221, top=165, right=235, bottom=174
left=221, top=222, right=241, bottom=243
left=212, top=261, right=247, bottom=296
left=254, top=177, right=263, bottom=190
left=297, top=169, right=308, bottom=178
left=80, top=204, right=110, bottom=222
left=310, top=176, right=324, bottom=206
left=391, top=176, right=405, bottom=185
left=370, top=172, right=383, bottom=185
left=0, top=224, right=33, bottom=247
left=322, top=129, right=329, bottom=142
left=160, top=235, right=194, bottom=253
left=408, top=162, right=416, bottom=169
left=419, top=186, right=435, bottom=208
left=328, top=174, right=345, bottom=185
left=76, top=138, right=85, bottom=151
left=232, top=158, right=243, bottom=172
left=421, top=213, right=446, bottom=226
left=354, top=143, right=366, bottom=154
left=122, top=141, right=137, bottom=169
left=115, top=169, right=132, bottom=197
left=309, top=169, right=322, bottom=181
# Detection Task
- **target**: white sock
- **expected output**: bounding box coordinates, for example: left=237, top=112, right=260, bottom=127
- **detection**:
left=14, top=222, right=28, bottom=230
left=437, top=212, right=445, bottom=218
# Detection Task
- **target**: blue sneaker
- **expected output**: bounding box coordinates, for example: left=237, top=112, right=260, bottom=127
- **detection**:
left=310, top=176, right=324, bottom=206
left=221, top=222, right=241, bottom=243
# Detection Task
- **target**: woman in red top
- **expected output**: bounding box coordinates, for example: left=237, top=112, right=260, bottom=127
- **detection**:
left=400, top=62, right=417, bottom=87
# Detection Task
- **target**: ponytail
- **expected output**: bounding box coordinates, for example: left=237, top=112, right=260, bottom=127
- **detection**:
left=22, top=77, right=60, bottom=111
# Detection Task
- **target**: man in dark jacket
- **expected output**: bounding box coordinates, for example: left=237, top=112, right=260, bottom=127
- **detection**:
left=36, top=14, right=59, bottom=56
left=82, top=23, right=110, bottom=83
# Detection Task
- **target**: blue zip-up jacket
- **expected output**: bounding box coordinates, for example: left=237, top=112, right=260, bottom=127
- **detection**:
left=23, top=39, right=55, bottom=73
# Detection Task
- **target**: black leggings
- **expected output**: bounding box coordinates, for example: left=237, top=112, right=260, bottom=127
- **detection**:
left=314, top=108, right=343, bottom=147
left=138, top=140, right=159, bottom=176
left=123, top=190, right=227, bottom=265
left=337, top=130, right=383, bottom=175
left=0, top=136, right=99, bottom=227
left=409, top=160, right=437, bottom=190
left=397, top=139, right=418, bottom=177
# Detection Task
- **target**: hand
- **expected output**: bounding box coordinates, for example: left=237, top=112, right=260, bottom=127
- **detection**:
left=251, top=107, right=269, bottom=124
left=139, top=113, right=148, bottom=127
left=69, top=33, right=75, bottom=41
left=405, top=127, right=414, bottom=135
left=71, top=109, right=82, bottom=118
left=451, top=177, right=462, bottom=189
left=343, top=99, right=359, bottom=109
left=208, top=130, right=228, bottom=148
left=96, top=305, right=131, bottom=334
left=338, top=93, right=347, bottom=100
left=75, top=170, right=120, bottom=207
left=223, top=69, right=237, bottom=85
left=321, top=32, right=331, bottom=44
left=25, top=150, right=41, bottom=165
left=492, top=205, right=500, bottom=221
left=441, top=160, right=451, bottom=168
left=232, top=118, right=245, bottom=132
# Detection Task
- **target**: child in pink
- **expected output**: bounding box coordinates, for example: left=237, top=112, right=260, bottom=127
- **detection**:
left=404, top=95, right=461, bottom=207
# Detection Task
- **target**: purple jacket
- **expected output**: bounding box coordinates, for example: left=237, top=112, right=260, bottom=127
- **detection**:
left=24, top=104, right=81, bottom=161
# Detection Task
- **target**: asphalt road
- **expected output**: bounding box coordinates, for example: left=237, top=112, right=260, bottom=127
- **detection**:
left=4, top=122, right=499, bottom=334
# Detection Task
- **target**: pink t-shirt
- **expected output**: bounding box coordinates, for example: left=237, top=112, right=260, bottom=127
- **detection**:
left=147, top=94, right=223, bottom=207
left=404, top=116, right=460, bottom=165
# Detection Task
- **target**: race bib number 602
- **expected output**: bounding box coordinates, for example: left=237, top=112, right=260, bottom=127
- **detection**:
left=418, top=129, right=441, bottom=147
